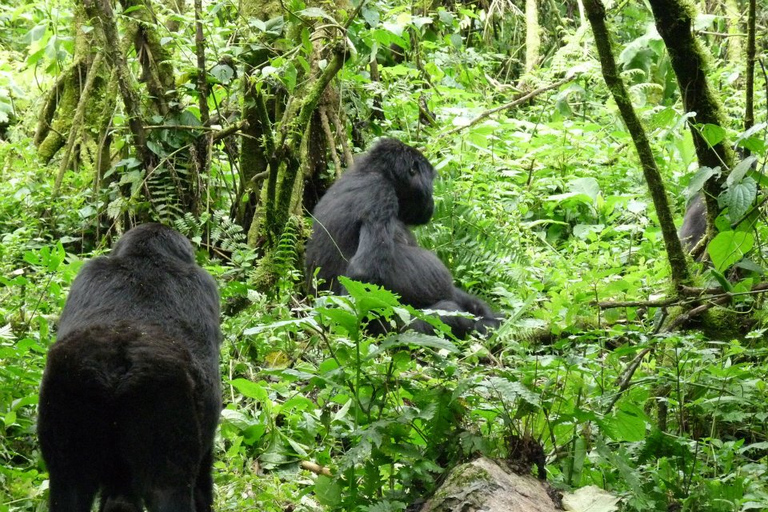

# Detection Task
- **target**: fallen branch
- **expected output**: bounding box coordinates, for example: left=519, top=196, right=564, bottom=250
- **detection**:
left=597, top=282, right=768, bottom=331
left=663, top=295, right=730, bottom=332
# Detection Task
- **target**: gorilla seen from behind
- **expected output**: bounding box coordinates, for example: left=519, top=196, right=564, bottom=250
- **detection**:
left=306, top=138, right=500, bottom=338
left=38, top=224, right=222, bottom=512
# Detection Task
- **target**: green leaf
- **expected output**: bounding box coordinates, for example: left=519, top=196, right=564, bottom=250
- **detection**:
left=449, top=33, right=463, bottom=49
left=383, top=20, right=405, bottom=37
left=210, top=64, right=234, bottom=84
left=230, top=378, right=268, bottom=401
left=362, top=5, right=380, bottom=27
left=484, top=376, right=540, bottom=407
left=685, top=166, right=718, bottom=196
left=727, top=156, right=758, bottom=186
left=146, top=140, right=164, bottom=156
left=314, top=475, right=343, bottom=506
left=708, top=231, right=754, bottom=272
left=708, top=269, right=733, bottom=292
left=727, top=177, right=756, bottom=223
left=122, top=4, right=145, bottom=14
left=570, top=177, right=600, bottom=201
left=371, top=332, right=459, bottom=357
left=699, top=123, right=726, bottom=147
left=317, top=307, right=359, bottom=336
left=24, top=23, right=46, bottom=44
left=297, top=7, right=333, bottom=21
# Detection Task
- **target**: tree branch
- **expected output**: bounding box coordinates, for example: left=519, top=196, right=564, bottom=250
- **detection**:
left=440, top=76, right=575, bottom=139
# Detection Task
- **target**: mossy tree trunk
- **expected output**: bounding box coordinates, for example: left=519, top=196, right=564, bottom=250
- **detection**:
left=237, top=1, right=355, bottom=290
left=34, top=4, right=106, bottom=168
left=525, top=0, right=540, bottom=73
left=647, top=0, right=735, bottom=237
left=40, top=0, right=213, bottom=229
left=232, top=0, right=281, bottom=233
left=583, top=0, right=691, bottom=288
left=744, top=0, right=756, bottom=133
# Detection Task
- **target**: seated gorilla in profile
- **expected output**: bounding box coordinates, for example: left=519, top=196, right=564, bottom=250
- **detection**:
left=38, top=223, right=222, bottom=512
left=305, top=138, right=501, bottom=338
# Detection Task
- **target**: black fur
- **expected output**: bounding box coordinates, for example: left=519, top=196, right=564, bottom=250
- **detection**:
left=38, top=224, right=222, bottom=512
left=305, top=138, right=500, bottom=338
left=679, top=192, right=707, bottom=254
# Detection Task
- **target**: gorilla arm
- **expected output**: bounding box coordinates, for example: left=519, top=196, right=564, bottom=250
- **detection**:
left=347, top=218, right=455, bottom=308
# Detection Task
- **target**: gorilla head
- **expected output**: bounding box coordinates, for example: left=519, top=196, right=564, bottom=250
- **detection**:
left=111, top=223, right=196, bottom=263
left=360, top=138, right=436, bottom=226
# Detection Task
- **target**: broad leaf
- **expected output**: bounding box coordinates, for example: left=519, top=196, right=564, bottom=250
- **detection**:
left=727, top=177, right=756, bottom=223
left=708, top=231, right=754, bottom=272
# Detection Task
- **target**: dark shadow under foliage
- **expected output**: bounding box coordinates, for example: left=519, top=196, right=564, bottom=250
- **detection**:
left=38, top=223, right=222, bottom=512
left=305, top=138, right=500, bottom=338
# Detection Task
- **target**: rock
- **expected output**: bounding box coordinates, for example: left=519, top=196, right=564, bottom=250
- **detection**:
left=419, top=457, right=560, bottom=512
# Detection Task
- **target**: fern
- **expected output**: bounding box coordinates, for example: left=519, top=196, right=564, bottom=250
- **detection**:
left=174, top=210, right=249, bottom=256
left=209, top=211, right=247, bottom=252
left=419, top=190, right=524, bottom=294
left=273, top=216, right=300, bottom=278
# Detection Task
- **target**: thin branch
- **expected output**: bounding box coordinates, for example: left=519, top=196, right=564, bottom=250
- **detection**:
left=319, top=107, right=342, bottom=174
left=300, top=460, right=332, bottom=477
left=604, top=346, right=654, bottom=415
left=143, top=120, right=250, bottom=141
left=596, top=297, right=681, bottom=309
left=440, top=76, right=575, bottom=139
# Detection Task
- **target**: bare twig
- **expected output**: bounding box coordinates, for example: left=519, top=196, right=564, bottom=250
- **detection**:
left=604, top=346, right=654, bottom=414
left=440, top=76, right=575, bottom=138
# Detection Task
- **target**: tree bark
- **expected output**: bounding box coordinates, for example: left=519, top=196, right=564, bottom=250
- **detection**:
left=83, top=0, right=155, bottom=173
left=525, top=0, right=540, bottom=73
left=646, top=0, right=735, bottom=234
left=583, top=0, right=691, bottom=286
left=744, top=0, right=756, bottom=133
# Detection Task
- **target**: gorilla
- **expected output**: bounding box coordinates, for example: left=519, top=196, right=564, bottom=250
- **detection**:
left=679, top=192, right=707, bottom=254
left=38, top=224, right=222, bottom=512
left=305, top=138, right=501, bottom=338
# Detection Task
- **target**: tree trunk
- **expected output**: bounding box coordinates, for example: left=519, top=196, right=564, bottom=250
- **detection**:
left=34, top=4, right=103, bottom=166
left=646, top=0, right=735, bottom=235
left=525, top=0, right=540, bottom=73
left=744, top=0, right=756, bottom=133
left=583, top=0, right=691, bottom=287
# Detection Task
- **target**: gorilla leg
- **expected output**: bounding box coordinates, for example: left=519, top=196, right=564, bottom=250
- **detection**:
left=39, top=346, right=108, bottom=512
left=194, top=450, right=215, bottom=512
left=49, top=477, right=100, bottom=512
left=116, top=363, right=202, bottom=512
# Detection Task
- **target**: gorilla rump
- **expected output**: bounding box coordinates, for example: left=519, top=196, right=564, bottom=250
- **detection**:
left=305, top=138, right=500, bottom=338
left=38, top=224, right=222, bottom=512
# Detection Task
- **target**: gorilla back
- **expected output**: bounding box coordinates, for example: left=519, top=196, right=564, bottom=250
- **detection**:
left=38, top=224, right=222, bottom=512
left=306, top=138, right=500, bottom=338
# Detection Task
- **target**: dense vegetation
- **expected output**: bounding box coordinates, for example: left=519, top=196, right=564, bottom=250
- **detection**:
left=1, top=0, right=767, bottom=510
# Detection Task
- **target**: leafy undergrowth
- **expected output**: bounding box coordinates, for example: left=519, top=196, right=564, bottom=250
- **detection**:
left=2, top=1, right=768, bottom=510
left=3, top=228, right=768, bottom=511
